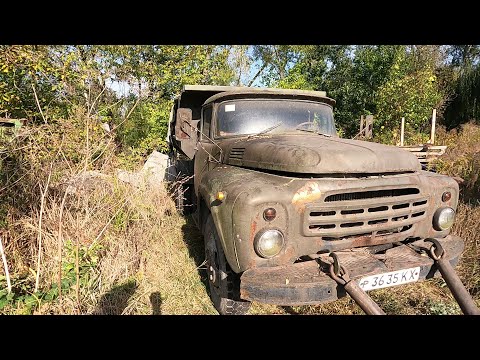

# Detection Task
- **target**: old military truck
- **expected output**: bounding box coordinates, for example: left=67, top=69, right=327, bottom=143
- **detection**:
left=167, top=85, right=465, bottom=315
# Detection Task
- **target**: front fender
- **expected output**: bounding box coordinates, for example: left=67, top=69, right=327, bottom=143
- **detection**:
left=198, top=165, right=300, bottom=273
left=198, top=165, right=249, bottom=273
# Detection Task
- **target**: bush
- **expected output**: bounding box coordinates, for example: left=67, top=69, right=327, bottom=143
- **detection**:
left=435, top=122, right=480, bottom=197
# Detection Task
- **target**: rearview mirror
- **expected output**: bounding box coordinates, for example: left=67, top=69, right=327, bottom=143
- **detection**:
left=175, top=108, right=199, bottom=159
left=176, top=108, right=193, bottom=139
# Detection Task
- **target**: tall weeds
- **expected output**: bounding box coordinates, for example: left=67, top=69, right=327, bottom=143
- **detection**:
left=0, top=106, right=177, bottom=313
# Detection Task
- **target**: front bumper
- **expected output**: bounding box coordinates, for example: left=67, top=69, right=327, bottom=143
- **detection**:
left=239, top=235, right=464, bottom=306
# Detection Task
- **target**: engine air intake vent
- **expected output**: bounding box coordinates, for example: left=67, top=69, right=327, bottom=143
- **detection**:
left=325, top=188, right=420, bottom=202
left=229, top=147, right=245, bottom=161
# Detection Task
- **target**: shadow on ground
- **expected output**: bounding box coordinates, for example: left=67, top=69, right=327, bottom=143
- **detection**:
left=282, top=306, right=300, bottom=315
left=150, top=292, right=162, bottom=315
left=94, top=280, right=138, bottom=315
left=181, top=215, right=211, bottom=296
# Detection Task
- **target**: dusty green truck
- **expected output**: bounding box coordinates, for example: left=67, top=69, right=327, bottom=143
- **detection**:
left=167, top=85, right=466, bottom=315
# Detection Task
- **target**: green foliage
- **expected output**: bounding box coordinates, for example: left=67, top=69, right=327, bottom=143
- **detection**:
left=62, top=240, right=102, bottom=290
left=328, top=45, right=405, bottom=136
left=1, top=45, right=236, bottom=158
left=252, top=45, right=300, bottom=87
left=376, top=67, right=442, bottom=144
left=100, top=45, right=235, bottom=156
left=427, top=300, right=460, bottom=315
left=444, top=65, right=480, bottom=128
left=0, top=240, right=102, bottom=314
left=0, top=45, right=64, bottom=120
left=116, top=100, right=172, bottom=157
left=254, top=45, right=450, bottom=140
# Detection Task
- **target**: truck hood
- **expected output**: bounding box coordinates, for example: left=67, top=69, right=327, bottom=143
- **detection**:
left=222, top=134, right=421, bottom=174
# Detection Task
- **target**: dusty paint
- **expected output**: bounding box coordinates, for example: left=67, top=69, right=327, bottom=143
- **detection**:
left=282, top=179, right=296, bottom=187
left=223, top=134, right=421, bottom=175
left=240, top=235, right=464, bottom=305
left=292, top=181, right=322, bottom=212
left=284, top=246, right=296, bottom=262
left=249, top=219, right=258, bottom=244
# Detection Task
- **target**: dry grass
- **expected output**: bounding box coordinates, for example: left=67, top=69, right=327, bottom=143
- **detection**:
left=1, top=116, right=479, bottom=315
left=435, top=122, right=480, bottom=194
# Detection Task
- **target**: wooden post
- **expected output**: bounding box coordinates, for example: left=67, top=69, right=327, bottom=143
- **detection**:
left=365, top=115, right=373, bottom=139
left=359, top=115, right=373, bottom=139
left=430, top=109, right=436, bottom=145
left=400, top=117, right=405, bottom=146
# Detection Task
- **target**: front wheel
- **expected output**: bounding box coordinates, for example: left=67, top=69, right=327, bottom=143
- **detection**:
left=204, top=215, right=251, bottom=315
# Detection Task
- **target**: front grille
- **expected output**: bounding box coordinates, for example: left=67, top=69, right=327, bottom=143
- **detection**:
left=229, top=147, right=245, bottom=161
left=304, top=188, right=428, bottom=238
left=322, top=225, right=413, bottom=241
left=324, top=188, right=419, bottom=202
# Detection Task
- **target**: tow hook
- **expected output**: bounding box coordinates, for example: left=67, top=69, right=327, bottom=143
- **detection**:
left=327, top=253, right=386, bottom=315
left=425, top=238, right=480, bottom=315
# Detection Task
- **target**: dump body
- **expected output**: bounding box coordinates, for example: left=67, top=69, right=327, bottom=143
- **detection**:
left=168, top=85, right=464, bottom=306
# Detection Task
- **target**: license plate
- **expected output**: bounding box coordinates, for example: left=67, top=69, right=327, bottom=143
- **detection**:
left=357, top=267, right=421, bottom=291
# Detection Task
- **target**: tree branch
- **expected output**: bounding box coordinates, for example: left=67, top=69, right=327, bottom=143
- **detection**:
left=248, top=62, right=267, bottom=87
left=0, top=235, right=12, bottom=294
left=31, top=83, right=47, bottom=124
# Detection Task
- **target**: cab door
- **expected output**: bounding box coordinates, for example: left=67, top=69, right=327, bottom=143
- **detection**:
left=194, top=104, right=219, bottom=196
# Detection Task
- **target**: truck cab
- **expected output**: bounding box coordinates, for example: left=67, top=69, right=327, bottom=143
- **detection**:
left=167, top=85, right=464, bottom=315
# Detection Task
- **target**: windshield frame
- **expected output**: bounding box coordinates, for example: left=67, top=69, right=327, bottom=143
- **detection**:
left=211, top=98, right=337, bottom=140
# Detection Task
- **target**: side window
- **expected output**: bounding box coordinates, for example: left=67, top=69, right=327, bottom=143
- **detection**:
left=202, top=105, right=212, bottom=140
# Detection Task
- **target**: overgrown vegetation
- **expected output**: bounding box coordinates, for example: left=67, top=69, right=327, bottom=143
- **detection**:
left=1, top=45, right=480, bottom=314
left=0, top=112, right=215, bottom=314
left=435, top=123, right=480, bottom=196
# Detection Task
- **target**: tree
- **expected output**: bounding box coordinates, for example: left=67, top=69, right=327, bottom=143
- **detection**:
left=0, top=45, right=68, bottom=121
left=98, top=45, right=236, bottom=156
left=252, top=45, right=449, bottom=140
left=443, top=45, right=480, bottom=128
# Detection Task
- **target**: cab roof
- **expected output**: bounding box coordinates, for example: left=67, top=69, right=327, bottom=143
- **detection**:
left=203, top=89, right=335, bottom=107
left=175, top=85, right=335, bottom=120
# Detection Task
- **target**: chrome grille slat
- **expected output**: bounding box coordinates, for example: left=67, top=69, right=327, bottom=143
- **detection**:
left=324, top=188, right=419, bottom=202
left=308, top=215, right=426, bottom=237
left=307, top=203, right=428, bottom=225
left=303, top=187, right=428, bottom=238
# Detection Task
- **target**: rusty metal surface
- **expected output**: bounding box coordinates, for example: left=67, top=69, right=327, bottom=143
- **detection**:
left=239, top=260, right=341, bottom=305
left=240, top=235, right=463, bottom=306
left=303, top=193, right=429, bottom=237
left=343, top=280, right=386, bottom=315
left=435, top=258, right=480, bottom=315
left=326, top=253, right=386, bottom=314
left=173, top=108, right=198, bottom=160
left=424, top=238, right=480, bottom=315
left=198, top=163, right=459, bottom=273
left=169, top=86, right=465, bottom=310
left=221, top=134, right=421, bottom=175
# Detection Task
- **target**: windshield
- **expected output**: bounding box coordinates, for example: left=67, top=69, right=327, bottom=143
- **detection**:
left=215, top=99, right=336, bottom=138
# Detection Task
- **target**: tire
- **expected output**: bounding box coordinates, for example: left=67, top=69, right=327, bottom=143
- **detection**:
left=204, top=215, right=251, bottom=315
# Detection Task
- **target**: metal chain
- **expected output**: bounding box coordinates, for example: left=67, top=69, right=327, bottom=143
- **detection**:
left=425, top=238, right=445, bottom=261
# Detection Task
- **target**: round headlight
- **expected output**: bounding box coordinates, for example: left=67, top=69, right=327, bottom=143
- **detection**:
left=433, top=207, right=456, bottom=231
left=254, top=229, right=285, bottom=258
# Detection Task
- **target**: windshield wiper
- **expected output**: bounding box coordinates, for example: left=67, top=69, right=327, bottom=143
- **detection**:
left=247, top=122, right=283, bottom=138
left=295, top=128, right=332, bottom=137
